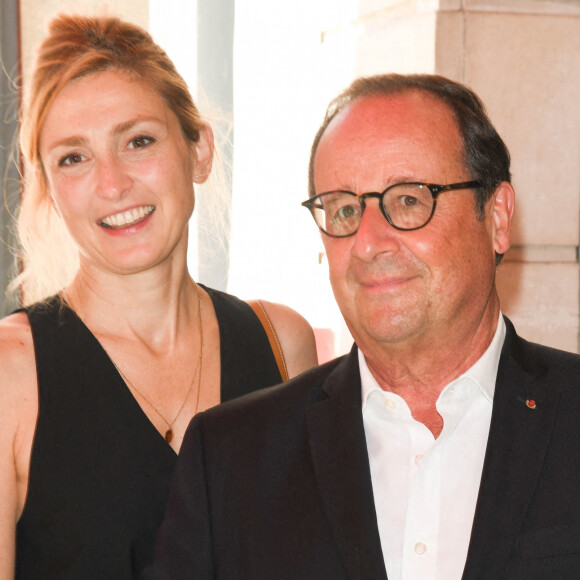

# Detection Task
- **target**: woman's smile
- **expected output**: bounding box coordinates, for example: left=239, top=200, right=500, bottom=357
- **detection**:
left=99, top=205, right=156, bottom=229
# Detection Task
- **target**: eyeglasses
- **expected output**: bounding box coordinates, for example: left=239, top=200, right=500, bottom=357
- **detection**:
left=301, top=181, right=482, bottom=237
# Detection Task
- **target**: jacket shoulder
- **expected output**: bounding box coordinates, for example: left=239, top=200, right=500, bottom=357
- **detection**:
left=207, top=353, right=350, bottom=420
left=502, top=316, right=580, bottom=388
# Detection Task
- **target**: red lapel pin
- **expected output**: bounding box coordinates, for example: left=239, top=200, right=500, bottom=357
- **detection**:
left=526, top=399, right=537, bottom=409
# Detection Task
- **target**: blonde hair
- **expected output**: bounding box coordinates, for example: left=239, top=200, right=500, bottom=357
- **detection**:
left=14, top=14, right=216, bottom=304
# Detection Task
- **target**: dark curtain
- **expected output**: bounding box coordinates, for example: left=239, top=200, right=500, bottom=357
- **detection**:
left=0, top=0, right=21, bottom=314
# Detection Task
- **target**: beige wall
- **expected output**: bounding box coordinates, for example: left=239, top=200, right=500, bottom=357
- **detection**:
left=445, top=0, right=580, bottom=352
left=324, top=0, right=580, bottom=352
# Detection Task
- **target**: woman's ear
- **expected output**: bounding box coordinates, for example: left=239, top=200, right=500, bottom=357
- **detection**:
left=38, top=167, right=61, bottom=216
left=48, top=192, right=61, bottom=216
left=192, top=125, right=214, bottom=184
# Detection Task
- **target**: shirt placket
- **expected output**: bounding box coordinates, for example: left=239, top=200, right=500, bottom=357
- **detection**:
left=401, top=418, right=439, bottom=579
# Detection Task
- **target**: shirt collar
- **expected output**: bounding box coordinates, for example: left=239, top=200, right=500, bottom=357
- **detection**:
left=360, top=313, right=506, bottom=410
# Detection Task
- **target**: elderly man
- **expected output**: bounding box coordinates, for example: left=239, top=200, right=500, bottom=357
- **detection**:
left=144, top=75, right=580, bottom=580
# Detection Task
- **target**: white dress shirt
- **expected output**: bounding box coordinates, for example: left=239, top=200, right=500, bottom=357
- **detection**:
left=361, top=315, right=506, bottom=580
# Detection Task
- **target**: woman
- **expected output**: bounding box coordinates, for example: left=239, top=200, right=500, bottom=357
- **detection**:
left=0, top=14, right=318, bottom=579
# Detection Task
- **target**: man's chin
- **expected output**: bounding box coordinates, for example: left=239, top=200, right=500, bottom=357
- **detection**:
left=347, top=308, right=428, bottom=349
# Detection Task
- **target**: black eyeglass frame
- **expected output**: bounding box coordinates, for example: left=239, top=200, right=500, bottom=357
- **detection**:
left=301, top=180, right=482, bottom=237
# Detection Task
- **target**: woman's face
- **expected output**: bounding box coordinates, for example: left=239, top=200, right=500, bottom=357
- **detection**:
left=39, top=69, right=212, bottom=277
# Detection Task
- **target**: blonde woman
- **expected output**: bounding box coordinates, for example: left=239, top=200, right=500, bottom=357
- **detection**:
left=0, top=15, right=317, bottom=579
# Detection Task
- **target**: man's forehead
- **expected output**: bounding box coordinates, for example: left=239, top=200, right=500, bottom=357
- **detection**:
left=313, top=90, right=465, bottom=192
left=325, top=90, right=456, bottom=140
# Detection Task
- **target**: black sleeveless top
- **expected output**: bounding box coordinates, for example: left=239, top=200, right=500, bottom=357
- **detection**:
left=15, top=286, right=282, bottom=579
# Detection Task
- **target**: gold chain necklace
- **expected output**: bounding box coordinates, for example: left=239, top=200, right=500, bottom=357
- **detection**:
left=64, top=283, right=204, bottom=444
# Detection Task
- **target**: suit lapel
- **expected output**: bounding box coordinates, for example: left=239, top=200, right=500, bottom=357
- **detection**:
left=306, top=347, right=388, bottom=580
left=463, top=317, right=561, bottom=578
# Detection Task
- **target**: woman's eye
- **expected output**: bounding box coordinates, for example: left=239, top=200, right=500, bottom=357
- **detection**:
left=128, top=136, right=155, bottom=149
left=59, top=153, right=85, bottom=167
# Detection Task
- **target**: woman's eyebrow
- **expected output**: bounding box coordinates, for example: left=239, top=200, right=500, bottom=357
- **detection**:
left=44, top=116, right=165, bottom=152
left=112, top=116, right=164, bottom=136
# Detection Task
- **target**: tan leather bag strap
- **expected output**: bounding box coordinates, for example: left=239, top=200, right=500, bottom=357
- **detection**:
left=246, top=299, right=289, bottom=382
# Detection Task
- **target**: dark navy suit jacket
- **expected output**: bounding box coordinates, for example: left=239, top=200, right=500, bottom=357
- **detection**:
left=143, top=318, right=580, bottom=579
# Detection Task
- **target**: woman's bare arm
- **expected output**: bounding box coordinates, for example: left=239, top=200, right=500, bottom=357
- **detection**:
left=0, top=313, right=37, bottom=579
left=258, top=301, right=319, bottom=379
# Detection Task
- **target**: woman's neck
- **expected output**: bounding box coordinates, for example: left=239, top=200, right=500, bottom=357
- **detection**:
left=64, top=262, right=199, bottom=352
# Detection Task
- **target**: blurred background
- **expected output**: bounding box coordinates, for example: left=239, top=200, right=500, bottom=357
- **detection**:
left=2, top=0, right=579, bottom=361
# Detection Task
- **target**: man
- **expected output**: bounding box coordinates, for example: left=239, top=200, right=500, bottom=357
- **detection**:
left=143, top=75, right=580, bottom=579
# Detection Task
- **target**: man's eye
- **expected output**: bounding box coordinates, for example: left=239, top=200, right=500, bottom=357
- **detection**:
left=129, top=136, right=155, bottom=149
left=332, top=204, right=359, bottom=223
left=59, top=153, right=85, bottom=167
left=400, top=195, right=419, bottom=208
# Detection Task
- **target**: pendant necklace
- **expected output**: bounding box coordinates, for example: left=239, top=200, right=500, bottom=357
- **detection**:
left=114, top=285, right=204, bottom=443
left=64, top=283, right=204, bottom=444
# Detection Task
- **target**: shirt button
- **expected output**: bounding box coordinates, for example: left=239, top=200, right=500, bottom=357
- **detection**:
left=384, top=399, right=396, bottom=411
left=414, top=454, right=424, bottom=465
left=414, top=542, right=427, bottom=555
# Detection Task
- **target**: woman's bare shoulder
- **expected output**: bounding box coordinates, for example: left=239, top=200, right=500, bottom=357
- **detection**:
left=0, top=311, right=38, bottom=455
left=254, top=300, right=319, bottom=379
left=0, top=312, right=36, bottom=397
left=0, top=311, right=34, bottom=358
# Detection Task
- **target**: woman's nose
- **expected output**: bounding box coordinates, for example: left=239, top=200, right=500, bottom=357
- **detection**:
left=95, top=155, right=132, bottom=200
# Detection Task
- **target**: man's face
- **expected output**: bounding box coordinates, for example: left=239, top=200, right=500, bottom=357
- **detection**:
left=314, top=91, right=511, bottom=354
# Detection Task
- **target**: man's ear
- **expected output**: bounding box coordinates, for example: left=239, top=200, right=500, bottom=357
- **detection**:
left=491, top=181, right=515, bottom=256
left=192, top=125, right=214, bottom=184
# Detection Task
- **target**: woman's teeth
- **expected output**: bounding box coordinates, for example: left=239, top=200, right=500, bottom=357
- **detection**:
left=100, top=205, right=155, bottom=229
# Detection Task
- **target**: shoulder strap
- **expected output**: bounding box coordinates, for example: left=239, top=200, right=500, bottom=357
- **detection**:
left=246, top=299, right=289, bottom=382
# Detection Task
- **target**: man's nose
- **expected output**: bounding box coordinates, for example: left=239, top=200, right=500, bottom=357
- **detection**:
left=95, top=155, right=132, bottom=200
left=351, top=198, right=401, bottom=261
